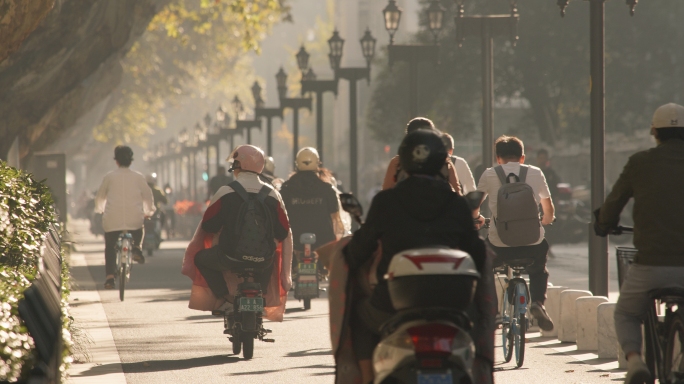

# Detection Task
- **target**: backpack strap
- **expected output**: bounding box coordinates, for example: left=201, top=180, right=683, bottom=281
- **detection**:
left=256, top=185, right=272, bottom=203
left=518, top=165, right=529, bottom=183
left=229, top=181, right=250, bottom=202
left=494, top=166, right=507, bottom=185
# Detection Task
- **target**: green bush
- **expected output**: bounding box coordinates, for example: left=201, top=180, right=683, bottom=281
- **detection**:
left=0, top=161, right=72, bottom=382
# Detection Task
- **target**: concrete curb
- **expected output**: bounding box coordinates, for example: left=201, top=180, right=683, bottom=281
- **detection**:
left=558, top=290, right=592, bottom=342
left=575, top=296, right=608, bottom=350
left=597, top=302, right=618, bottom=359
left=67, top=252, right=126, bottom=384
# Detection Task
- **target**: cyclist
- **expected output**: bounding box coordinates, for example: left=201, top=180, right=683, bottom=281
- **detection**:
left=442, top=132, right=477, bottom=194
left=94, top=146, right=155, bottom=289
left=193, top=145, right=293, bottom=313
left=475, top=135, right=556, bottom=331
left=345, top=130, right=489, bottom=384
left=280, top=147, right=344, bottom=252
left=381, top=117, right=462, bottom=194
left=595, top=103, right=684, bottom=384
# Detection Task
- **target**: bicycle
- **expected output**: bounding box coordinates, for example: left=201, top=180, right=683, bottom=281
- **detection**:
left=610, top=226, right=684, bottom=384
left=498, top=259, right=532, bottom=368
left=115, top=231, right=133, bottom=301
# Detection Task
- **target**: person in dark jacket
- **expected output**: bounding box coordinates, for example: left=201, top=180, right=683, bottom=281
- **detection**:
left=280, top=147, right=343, bottom=251
left=344, top=130, right=486, bottom=384
left=208, top=166, right=232, bottom=199
left=595, top=103, right=684, bottom=384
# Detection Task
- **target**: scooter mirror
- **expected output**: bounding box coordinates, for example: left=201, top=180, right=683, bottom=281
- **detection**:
left=465, top=191, right=485, bottom=211
left=300, top=233, right=317, bottom=245
left=339, top=192, right=363, bottom=224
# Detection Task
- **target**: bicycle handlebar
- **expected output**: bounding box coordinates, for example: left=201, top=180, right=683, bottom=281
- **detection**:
left=608, top=226, right=634, bottom=235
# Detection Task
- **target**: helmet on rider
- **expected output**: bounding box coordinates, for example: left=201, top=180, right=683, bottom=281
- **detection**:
left=263, top=156, right=276, bottom=176
left=405, top=117, right=436, bottom=134
left=398, top=130, right=448, bottom=176
left=295, top=147, right=320, bottom=171
left=227, top=145, right=265, bottom=174
left=114, top=145, right=134, bottom=167
left=146, top=173, right=158, bottom=185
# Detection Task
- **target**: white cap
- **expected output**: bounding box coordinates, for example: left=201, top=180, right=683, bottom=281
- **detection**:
left=652, top=103, right=684, bottom=129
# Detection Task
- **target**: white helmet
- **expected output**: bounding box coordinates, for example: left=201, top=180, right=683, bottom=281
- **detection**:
left=264, top=156, right=276, bottom=176
left=295, top=147, right=320, bottom=171
left=146, top=173, right=157, bottom=185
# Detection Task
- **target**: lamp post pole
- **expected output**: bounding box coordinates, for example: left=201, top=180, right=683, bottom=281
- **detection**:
left=301, top=71, right=337, bottom=160
left=557, top=0, right=637, bottom=297
left=252, top=81, right=284, bottom=156
left=276, top=67, right=312, bottom=163
left=387, top=45, right=439, bottom=118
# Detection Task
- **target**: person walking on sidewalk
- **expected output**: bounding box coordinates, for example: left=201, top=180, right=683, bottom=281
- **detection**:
left=475, top=135, right=556, bottom=331
left=95, top=146, right=156, bottom=289
left=595, top=103, right=684, bottom=384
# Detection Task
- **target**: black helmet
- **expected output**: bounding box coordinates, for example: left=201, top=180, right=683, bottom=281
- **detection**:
left=114, top=145, right=134, bottom=166
left=398, top=130, right=447, bottom=176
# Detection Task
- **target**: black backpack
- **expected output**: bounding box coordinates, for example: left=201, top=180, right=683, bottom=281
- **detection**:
left=229, top=181, right=277, bottom=267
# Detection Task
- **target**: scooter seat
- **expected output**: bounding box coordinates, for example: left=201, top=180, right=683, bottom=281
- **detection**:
left=380, top=308, right=471, bottom=337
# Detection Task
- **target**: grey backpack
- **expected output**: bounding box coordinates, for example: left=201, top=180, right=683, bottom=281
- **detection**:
left=494, top=165, right=540, bottom=247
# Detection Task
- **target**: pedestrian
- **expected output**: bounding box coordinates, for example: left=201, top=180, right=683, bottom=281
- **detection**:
left=208, top=165, right=232, bottom=199
left=442, top=132, right=477, bottom=194
left=94, top=146, right=155, bottom=289
left=595, top=103, right=684, bottom=384
left=475, top=135, right=556, bottom=331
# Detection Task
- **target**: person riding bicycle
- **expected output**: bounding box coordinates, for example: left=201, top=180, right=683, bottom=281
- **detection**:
left=381, top=117, right=462, bottom=194
left=344, top=130, right=490, bottom=384
left=146, top=173, right=168, bottom=208
left=193, top=145, right=293, bottom=314
left=259, top=156, right=284, bottom=190
left=280, top=147, right=344, bottom=252
left=94, top=146, right=155, bottom=289
left=475, top=135, right=556, bottom=331
left=595, top=103, right=684, bottom=384
left=442, top=132, right=477, bottom=194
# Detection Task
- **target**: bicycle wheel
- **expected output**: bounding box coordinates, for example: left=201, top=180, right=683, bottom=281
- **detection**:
left=665, top=313, right=684, bottom=384
left=501, top=285, right=514, bottom=363
left=514, top=308, right=526, bottom=367
left=119, top=264, right=126, bottom=301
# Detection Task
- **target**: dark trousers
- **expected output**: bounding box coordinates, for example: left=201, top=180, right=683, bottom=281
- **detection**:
left=487, top=238, right=549, bottom=304
left=194, top=246, right=273, bottom=300
left=351, top=297, right=393, bottom=361
left=104, top=229, right=143, bottom=276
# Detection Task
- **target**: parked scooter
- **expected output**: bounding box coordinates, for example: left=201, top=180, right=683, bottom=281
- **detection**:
left=333, top=192, right=483, bottom=384
left=143, top=210, right=163, bottom=256
left=294, top=233, right=319, bottom=310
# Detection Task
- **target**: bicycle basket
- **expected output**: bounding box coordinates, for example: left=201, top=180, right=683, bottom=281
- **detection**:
left=616, top=247, right=637, bottom=290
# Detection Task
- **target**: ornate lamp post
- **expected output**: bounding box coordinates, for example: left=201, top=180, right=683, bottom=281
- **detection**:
left=252, top=81, right=283, bottom=156
left=167, top=138, right=181, bottom=194
left=276, top=67, right=312, bottom=164
left=556, top=0, right=637, bottom=297
left=382, top=0, right=441, bottom=118
left=232, top=95, right=262, bottom=145
left=297, top=46, right=338, bottom=160
left=454, top=0, right=519, bottom=170
left=178, top=128, right=191, bottom=199
left=329, top=28, right=376, bottom=196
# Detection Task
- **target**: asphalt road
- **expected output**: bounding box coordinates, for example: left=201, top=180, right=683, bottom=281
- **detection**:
left=67, top=221, right=626, bottom=384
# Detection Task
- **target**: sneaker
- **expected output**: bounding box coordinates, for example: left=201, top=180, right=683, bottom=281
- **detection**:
left=212, top=301, right=234, bottom=317
left=529, top=302, right=554, bottom=331
left=104, top=278, right=115, bottom=290
left=625, top=354, right=651, bottom=384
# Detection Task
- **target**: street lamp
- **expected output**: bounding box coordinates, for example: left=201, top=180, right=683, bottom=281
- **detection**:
left=382, top=0, right=402, bottom=45
left=382, top=0, right=440, bottom=118
left=232, top=94, right=261, bottom=145
left=454, top=0, right=519, bottom=171
left=329, top=28, right=376, bottom=196
left=252, top=80, right=283, bottom=156
left=426, top=0, right=446, bottom=44
left=277, top=68, right=312, bottom=163
left=297, top=46, right=338, bottom=161
left=555, top=0, right=637, bottom=297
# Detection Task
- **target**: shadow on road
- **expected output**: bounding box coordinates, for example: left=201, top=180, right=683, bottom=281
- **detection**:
left=286, top=348, right=333, bottom=357
left=73, top=354, right=240, bottom=377
left=229, top=363, right=335, bottom=376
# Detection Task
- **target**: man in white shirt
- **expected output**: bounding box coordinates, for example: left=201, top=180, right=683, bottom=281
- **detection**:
left=476, top=135, right=556, bottom=331
left=442, top=133, right=477, bottom=194
left=95, top=146, right=156, bottom=289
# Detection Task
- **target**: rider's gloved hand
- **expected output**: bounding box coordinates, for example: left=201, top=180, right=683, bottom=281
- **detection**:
left=592, top=208, right=610, bottom=237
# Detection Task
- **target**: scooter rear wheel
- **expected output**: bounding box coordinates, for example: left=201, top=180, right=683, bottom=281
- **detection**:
left=242, top=336, right=254, bottom=359
left=304, top=298, right=311, bottom=310
left=232, top=334, right=241, bottom=355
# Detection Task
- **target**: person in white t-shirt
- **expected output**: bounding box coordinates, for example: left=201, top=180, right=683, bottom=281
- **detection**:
left=475, top=135, right=556, bottom=331
left=442, top=132, right=477, bottom=194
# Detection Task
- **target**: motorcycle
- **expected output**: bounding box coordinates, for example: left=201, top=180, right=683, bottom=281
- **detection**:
left=224, top=268, right=275, bottom=359
left=143, top=210, right=163, bottom=256
left=327, top=192, right=486, bottom=384
left=293, top=233, right=320, bottom=310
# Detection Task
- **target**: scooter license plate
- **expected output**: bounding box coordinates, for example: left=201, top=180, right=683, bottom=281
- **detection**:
left=238, top=297, right=264, bottom=312
left=298, top=262, right=317, bottom=275
left=417, top=372, right=453, bottom=384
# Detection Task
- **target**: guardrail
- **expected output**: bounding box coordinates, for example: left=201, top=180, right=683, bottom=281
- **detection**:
left=17, top=223, right=63, bottom=384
